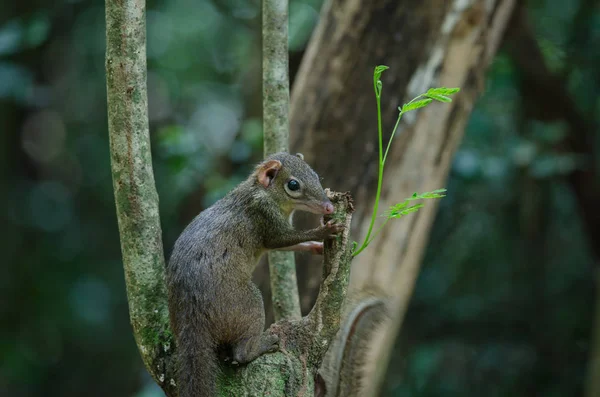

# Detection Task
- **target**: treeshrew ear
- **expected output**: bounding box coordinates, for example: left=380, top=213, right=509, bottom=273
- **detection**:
left=257, top=159, right=282, bottom=187
left=295, top=153, right=304, bottom=160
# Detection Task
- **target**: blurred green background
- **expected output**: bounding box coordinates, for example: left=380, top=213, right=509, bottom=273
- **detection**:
left=1, top=0, right=599, bottom=396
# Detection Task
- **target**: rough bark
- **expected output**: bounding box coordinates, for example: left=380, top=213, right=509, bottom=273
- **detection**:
left=263, top=0, right=302, bottom=321
left=305, top=191, right=355, bottom=352
left=289, top=0, right=516, bottom=394
left=105, top=0, right=177, bottom=394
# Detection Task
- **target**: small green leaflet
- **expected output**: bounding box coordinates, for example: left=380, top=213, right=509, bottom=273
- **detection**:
left=385, top=189, right=447, bottom=219
left=426, top=87, right=460, bottom=95
left=425, top=87, right=460, bottom=103
left=426, top=93, right=452, bottom=102
left=374, top=65, right=389, bottom=80
left=410, top=189, right=447, bottom=200
left=373, top=65, right=389, bottom=97
left=398, top=88, right=460, bottom=115
left=400, top=99, right=433, bottom=113
left=387, top=203, right=424, bottom=218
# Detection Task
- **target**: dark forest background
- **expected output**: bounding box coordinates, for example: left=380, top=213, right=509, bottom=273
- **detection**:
left=1, top=0, right=599, bottom=396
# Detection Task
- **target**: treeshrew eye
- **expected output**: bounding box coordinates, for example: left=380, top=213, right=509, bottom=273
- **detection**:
left=287, top=179, right=300, bottom=191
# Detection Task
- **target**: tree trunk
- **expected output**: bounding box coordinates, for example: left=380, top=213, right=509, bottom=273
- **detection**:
left=289, top=0, right=516, bottom=393
left=263, top=0, right=303, bottom=321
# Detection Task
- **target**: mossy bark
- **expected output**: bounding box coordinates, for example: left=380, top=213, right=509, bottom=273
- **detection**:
left=263, top=0, right=302, bottom=321
left=105, top=0, right=177, bottom=394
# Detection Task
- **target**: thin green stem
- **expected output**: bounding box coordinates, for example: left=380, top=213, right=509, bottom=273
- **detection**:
left=354, top=215, right=389, bottom=257
left=353, top=78, right=386, bottom=257
left=366, top=217, right=390, bottom=246
left=383, top=93, right=428, bottom=167
left=382, top=113, right=402, bottom=165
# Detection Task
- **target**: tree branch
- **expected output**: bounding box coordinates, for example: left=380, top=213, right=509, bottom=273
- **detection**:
left=105, top=0, right=176, bottom=394
left=263, top=0, right=302, bottom=321
left=262, top=0, right=290, bottom=154
left=306, top=190, right=354, bottom=358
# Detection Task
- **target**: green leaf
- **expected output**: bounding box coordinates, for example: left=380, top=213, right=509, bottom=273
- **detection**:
left=374, top=65, right=389, bottom=80
left=386, top=200, right=408, bottom=216
left=385, top=188, right=447, bottom=219
left=425, top=93, right=452, bottom=103
left=401, top=98, right=433, bottom=113
left=418, top=189, right=447, bottom=199
left=392, top=200, right=409, bottom=210
left=402, top=204, right=424, bottom=214
left=426, top=87, right=460, bottom=96
left=407, top=189, right=447, bottom=200
left=424, top=87, right=460, bottom=103
left=373, top=65, right=389, bottom=97
left=387, top=203, right=425, bottom=219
